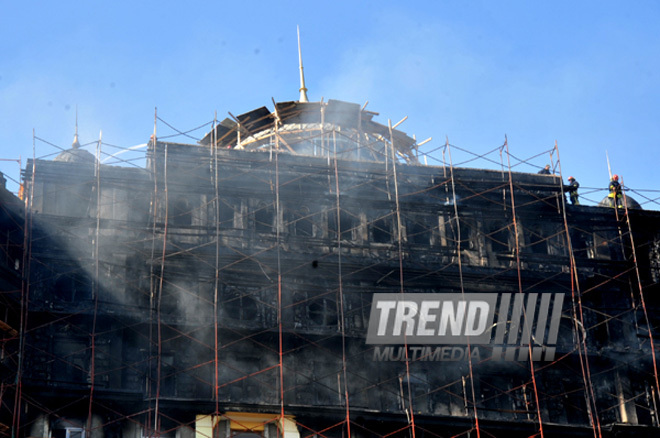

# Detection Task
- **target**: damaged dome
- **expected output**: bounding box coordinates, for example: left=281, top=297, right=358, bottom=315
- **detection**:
left=199, top=99, right=420, bottom=164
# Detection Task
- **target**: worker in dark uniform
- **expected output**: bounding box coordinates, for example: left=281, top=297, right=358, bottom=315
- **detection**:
left=566, top=176, right=580, bottom=205
left=608, top=174, right=623, bottom=208
left=538, top=164, right=551, bottom=175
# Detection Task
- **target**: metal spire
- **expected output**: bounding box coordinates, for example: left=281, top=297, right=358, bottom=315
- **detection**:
left=297, top=26, right=309, bottom=103
left=72, top=106, right=81, bottom=149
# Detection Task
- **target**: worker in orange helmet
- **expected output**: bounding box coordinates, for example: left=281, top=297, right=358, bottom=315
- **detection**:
left=608, top=174, right=622, bottom=208
left=566, top=176, right=580, bottom=205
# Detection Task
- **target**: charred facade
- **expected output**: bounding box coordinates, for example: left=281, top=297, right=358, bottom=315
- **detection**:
left=2, top=100, right=660, bottom=438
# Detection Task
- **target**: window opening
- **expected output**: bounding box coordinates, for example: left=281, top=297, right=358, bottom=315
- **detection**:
left=371, top=216, right=392, bottom=243
left=255, top=203, right=274, bottom=233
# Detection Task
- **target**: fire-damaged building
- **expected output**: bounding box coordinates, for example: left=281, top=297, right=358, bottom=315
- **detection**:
left=1, top=97, right=660, bottom=438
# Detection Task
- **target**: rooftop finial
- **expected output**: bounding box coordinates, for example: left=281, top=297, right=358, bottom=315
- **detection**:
left=72, top=105, right=81, bottom=149
left=297, top=26, right=309, bottom=103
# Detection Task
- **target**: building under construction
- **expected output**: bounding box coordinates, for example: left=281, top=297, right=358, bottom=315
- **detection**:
left=1, top=96, right=660, bottom=438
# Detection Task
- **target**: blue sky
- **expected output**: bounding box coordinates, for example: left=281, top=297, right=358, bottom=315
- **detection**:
left=1, top=1, right=659, bottom=207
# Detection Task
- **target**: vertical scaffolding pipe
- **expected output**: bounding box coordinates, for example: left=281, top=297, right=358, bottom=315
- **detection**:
left=275, top=122, right=286, bottom=426
left=332, top=145, right=352, bottom=437
left=212, top=113, right=220, bottom=415
left=147, top=108, right=159, bottom=436
left=388, top=119, right=416, bottom=438
left=446, top=141, right=480, bottom=438
left=87, top=131, right=103, bottom=436
left=503, top=138, right=544, bottom=438
left=357, top=103, right=364, bottom=162
left=500, top=138, right=507, bottom=211
left=320, top=102, right=326, bottom=159
left=153, top=141, right=169, bottom=438
left=554, top=142, right=603, bottom=437
left=13, top=131, right=37, bottom=438
left=620, top=179, right=660, bottom=409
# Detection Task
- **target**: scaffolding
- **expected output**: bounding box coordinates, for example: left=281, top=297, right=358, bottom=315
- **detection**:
left=1, top=100, right=660, bottom=438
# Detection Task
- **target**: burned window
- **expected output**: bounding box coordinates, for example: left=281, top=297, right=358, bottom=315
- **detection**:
left=254, top=202, right=274, bottom=233
left=160, top=352, right=176, bottom=396
left=218, top=199, right=235, bottom=229
left=291, top=291, right=339, bottom=329
left=570, top=227, right=593, bottom=259
left=592, top=232, right=612, bottom=259
left=309, top=296, right=338, bottom=327
left=562, top=377, right=590, bottom=425
left=371, top=215, right=392, bottom=243
left=406, top=215, right=432, bottom=245
left=292, top=292, right=309, bottom=328
left=401, top=373, right=431, bottom=414
left=328, top=209, right=339, bottom=239
left=340, top=210, right=357, bottom=240
left=487, top=223, right=511, bottom=253
left=478, top=375, right=520, bottom=420
left=169, top=197, right=192, bottom=227
left=293, top=207, right=313, bottom=237
left=128, top=189, right=150, bottom=224
left=53, top=424, right=86, bottom=438
left=634, top=380, right=659, bottom=426
left=159, top=277, right=182, bottom=315
left=66, top=429, right=85, bottom=438
left=52, top=334, right=88, bottom=384
left=546, top=226, right=568, bottom=256
left=329, top=208, right=357, bottom=240
left=53, top=273, right=92, bottom=303
left=41, top=180, right=93, bottom=217
left=126, top=255, right=150, bottom=308
left=342, top=290, right=369, bottom=330
left=570, top=227, right=621, bottom=260
left=525, top=225, right=548, bottom=255
left=446, top=216, right=474, bottom=250
left=651, top=236, right=660, bottom=283
left=436, top=214, right=452, bottom=247
left=222, top=287, right=258, bottom=321
left=591, top=229, right=623, bottom=260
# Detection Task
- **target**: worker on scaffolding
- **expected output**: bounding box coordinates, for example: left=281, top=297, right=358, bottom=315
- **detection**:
left=566, top=176, right=580, bottom=205
left=608, top=174, right=623, bottom=208
left=538, top=164, right=551, bottom=175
